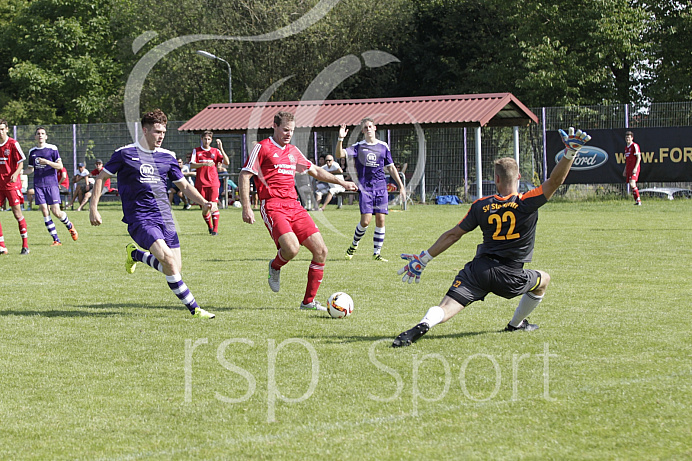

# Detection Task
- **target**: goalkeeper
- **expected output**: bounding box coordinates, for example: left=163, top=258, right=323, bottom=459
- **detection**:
left=392, top=127, right=590, bottom=347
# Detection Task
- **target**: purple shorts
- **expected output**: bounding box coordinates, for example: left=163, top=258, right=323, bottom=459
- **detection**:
left=359, top=187, right=389, bottom=215
left=34, top=186, right=61, bottom=206
left=127, top=221, right=180, bottom=250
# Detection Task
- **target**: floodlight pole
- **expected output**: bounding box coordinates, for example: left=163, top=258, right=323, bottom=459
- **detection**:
left=196, top=50, right=232, bottom=103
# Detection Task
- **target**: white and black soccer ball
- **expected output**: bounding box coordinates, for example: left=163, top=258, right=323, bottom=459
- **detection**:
left=327, top=292, right=354, bottom=318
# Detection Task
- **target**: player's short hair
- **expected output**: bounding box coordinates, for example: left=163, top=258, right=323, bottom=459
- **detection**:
left=202, top=130, right=214, bottom=138
left=625, top=130, right=634, bottom=137
left=35, top=126, right=46, bottom=135
left=360, top=117, right=375, bottom=129
left=141, top=109, right=168, bottom=128
left=274, top=111, right=295, bottom=126
left=494, top=157, right=519, bottom=185
left=0, top=118, right=8, bottom=128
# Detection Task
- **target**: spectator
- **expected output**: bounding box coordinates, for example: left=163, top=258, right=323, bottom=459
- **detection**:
left=69, top=163, right=90, bottom=210
left=168, top=158, right=192, bottom=209
left=314, top=155, right=345, bottom=211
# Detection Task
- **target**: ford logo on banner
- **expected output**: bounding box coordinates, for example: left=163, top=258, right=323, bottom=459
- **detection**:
left=556, top=146, right=609, bottom=170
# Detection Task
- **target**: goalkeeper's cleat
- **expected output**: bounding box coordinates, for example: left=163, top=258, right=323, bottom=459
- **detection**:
left=268, top=260, right=281, bottom=292
left=634, top=201, right=642, bottom=206
left=300, top=300, right=327, bottom=311
left=69, top=226, right=78, bottom=241
left=372, top=254, right=388, bottom=262
left=392, top=323, right=430, bottom=348
left=0, top=247, right=7, bottom=255
left=50, top=240, right=62, bottom=247
left=344, top=245, right=357, bottom=260
left=125, top=243, right=138, bottom=274
left=20, top=247, right=30, bottom=255
left=192, top=307, right=215, bottom=319
left=504, top=319, right=539, bottom=332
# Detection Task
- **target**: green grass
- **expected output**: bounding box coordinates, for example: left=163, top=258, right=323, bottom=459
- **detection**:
left=1, top=199, right=690, bottom=460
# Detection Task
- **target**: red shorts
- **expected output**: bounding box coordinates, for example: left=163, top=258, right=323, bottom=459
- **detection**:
left=626, top=167, right=640, bottom=181
left=260, top=199, right=319, bottom=249
left=197, top=186, right=219, bottom=203
left=0, top=189, right=24, bottom=207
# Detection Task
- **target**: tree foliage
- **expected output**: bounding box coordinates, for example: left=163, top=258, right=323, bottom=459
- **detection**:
left=0, top=0, right=689, bottom=124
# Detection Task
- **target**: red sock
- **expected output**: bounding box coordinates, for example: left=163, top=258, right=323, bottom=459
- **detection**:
left=302, top=261, right=324, bottom=305
left=271, top=249, right=289, bottom=271
left=212, top=211, right=220, bottom=232
left=18, top=217, right=28, bottom=248
left=203, top=212, right=212, bottom=230
left=633, top=187, right=640, bottom=201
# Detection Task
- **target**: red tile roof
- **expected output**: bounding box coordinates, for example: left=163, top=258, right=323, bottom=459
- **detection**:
left=178, top=93, right=537, bottom=133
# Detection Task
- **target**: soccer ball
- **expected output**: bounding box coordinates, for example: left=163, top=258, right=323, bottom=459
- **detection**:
left=327, top=292, right=354, bottom=318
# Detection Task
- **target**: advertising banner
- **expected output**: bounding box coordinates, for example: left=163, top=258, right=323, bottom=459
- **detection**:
left=546, top=127, right=692, bottom=183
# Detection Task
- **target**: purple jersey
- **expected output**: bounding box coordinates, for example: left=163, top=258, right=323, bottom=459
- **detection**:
left=103, top=143, right=184, bottom=226
left=345, top=140, right=394, bottom=190
left=28, top=144, right=61, bottom=188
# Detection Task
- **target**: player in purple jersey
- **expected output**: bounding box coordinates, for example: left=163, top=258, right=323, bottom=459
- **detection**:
left=392, top=127, right=591, bottom=347
left=89, top=110, right=217, bottom=319
left=336, top=118, right=405, bottom=262
left=24, top=127, right=78, bottom=246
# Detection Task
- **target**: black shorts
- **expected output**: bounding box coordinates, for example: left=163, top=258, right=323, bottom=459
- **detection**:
left=446, top=255, right=541, bottom=306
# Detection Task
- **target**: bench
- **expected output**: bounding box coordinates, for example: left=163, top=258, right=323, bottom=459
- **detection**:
left=639, top=187, right=692, bottom=200
left=336, top=191, right=358, bottom=208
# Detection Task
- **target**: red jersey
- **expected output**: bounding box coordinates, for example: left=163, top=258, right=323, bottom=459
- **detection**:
left=91, top=167, right=111, bottom=190
left=191, top=146, right=224, bottom=188
left=0, top=137, right=26, bottom=191
left=624, top=142, right=641, bottom=172
left=57, top=167, right=69, bottom=189
left=242, top=137, right=312, bottom=201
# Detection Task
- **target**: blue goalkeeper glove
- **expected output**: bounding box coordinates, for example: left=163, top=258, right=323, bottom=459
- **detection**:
left=559, top=127, right=592, bottom=160
left=398, top=250, right=433, bottom=284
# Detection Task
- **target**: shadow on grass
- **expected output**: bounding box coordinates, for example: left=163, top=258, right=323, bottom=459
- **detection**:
left=316, top=330, right=493, bottom=344
left=0, top=309, right=124, bottom=317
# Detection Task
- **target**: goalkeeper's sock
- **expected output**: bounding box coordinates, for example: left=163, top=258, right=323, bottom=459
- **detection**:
left=352, top=223, right=367, bottom=247
left=302, top=260, right=324, bottom=305
left=421, top=305, right=444, bottom=328
left=271, top=249, right=289, bottom=271
left=58, top=212, right=73, bottom=230
left=133, top=249, right=164, bottom=273
left=509, top=292, right=543, bottom=328
left=166, top=273, right=199, bottom=313
left=373, top=226, right=385, bottom=255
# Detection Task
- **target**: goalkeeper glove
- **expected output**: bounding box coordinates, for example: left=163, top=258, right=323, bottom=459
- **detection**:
left=559, top=127, right=592, bottom=160
left=398, top=250, right=433, bottom=284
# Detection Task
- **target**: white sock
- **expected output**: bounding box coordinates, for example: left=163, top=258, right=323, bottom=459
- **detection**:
left=421, top=306, right=445, bottom=328
left=509, top=292, right=543, bottom=327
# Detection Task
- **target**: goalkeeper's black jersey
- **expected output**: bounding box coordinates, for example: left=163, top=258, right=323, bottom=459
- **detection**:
left=458, top=186, right=548, bottom=263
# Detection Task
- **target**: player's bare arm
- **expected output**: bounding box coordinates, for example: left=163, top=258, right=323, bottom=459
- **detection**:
left=308, top=164, right=357, bottom=191
left=238, top=170, right=255, bottom=224
left=387, top=164, right=407, bottom=200
left=335, top=124, right=349, bottom=159
left=10, top=161, right=23, bottom=183
left=216, top=139, right=230, bottom=166
left=428, top=225, right=467, bottom=257
left=89, top=170, right=111, bottom=226
left=177, top=179, right=216, bottom=213
left=542, top=127, right=591, bottom=200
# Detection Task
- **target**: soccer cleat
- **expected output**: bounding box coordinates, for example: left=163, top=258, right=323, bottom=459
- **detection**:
left=20, top=247, right=30, bottom=255
left=300, top=300, right=327, bottom=311
left=125, top=243, right=138, bottom=274
left=504, top=319, right=539, bottom=332
left=192, top=307, right=216, bottom=319
left=344, top=245, right=357, bottom=260
left=208, top=228, right=214, bottom=235
left=372, top=254, right=388, bottom=262
left=50, top=240, right=62, bottom=247
left=392, top=323, right=430, bottom=348
left=184, top=204, right=192, bottom=210
left=69, top=227, right=78, bottom=241
left=268, top=260, right=281, bottom=292
left=210, top=231, right=218, bottom=236
left=0, top=247, right=7, bottom=255
left=634, top=201, right=642, bottom=206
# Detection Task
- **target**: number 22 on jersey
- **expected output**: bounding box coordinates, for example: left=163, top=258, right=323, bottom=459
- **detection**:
left=488, top=211, right=520, bottom=240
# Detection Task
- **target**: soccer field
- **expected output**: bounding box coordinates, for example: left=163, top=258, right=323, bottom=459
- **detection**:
left=0, top=200, right=690, bottom=460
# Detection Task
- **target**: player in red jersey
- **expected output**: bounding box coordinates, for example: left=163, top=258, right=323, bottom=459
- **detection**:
left=623, top=130, right=642, bottom=206
left=190, top=131, right=229, bottom=235
left=392, top=127, right=591, bottom=347
left=0, top=119, right=29, bottom=255
left=239, top=111, right=358, bottom=311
